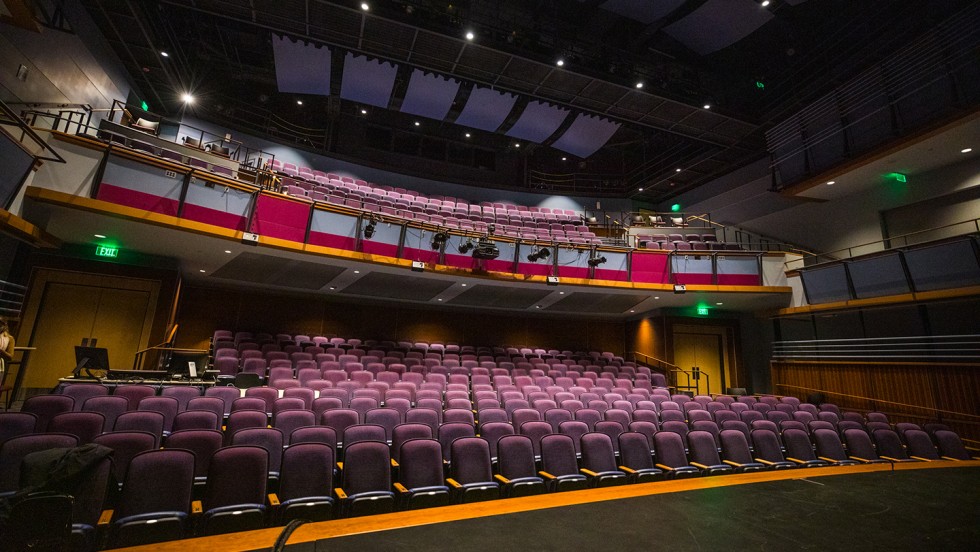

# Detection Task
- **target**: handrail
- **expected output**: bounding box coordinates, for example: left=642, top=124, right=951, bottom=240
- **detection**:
left=629, top=351, right=709, bottom=395
left=774, top=383, right=980, bottom=421
left=0, top=99, right=66, bottom=164
left=784, top=217, right=980, bottom=270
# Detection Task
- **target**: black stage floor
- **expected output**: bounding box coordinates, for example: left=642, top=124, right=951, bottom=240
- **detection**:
left=319, top=467, right=980, bottom=552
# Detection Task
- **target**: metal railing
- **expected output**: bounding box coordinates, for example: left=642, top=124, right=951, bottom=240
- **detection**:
left=784, top=217, right=980, bottom=270
left=0, top=279, right=26, bottom=318
left=0, top=100, right=66, bottom=165
left=630, top=351, right=708, bottom=396
left=772, top=335, right=980, bottom=362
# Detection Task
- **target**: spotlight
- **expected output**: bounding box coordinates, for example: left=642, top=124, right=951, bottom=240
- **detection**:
left=465, top=31, right=475, bottom=41
left=361, top=3, right=369, bottom=11
left=181, top=93, right=195, bottom=104
left=556, top=59, right=565, bottom=67
left=430, top=231, right=448, bottom=250
left=587, top=255, right=607, bottom=267
left=487, top=223, right=496, bottom=236
left=473, top=237, right=500, bottom=260
left=363, top=217, right=377, bottom=239
left=527, top=247, right=552, bottom=262
left=458, top=239, right=475, bottom=254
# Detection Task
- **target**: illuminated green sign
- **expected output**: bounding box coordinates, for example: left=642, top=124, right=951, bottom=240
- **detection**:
left=670, top=203, right=681, bottom=212
left=140, top=101, right=149, bottom=111
left=696, top=306, right=709, bottom=316
left=95, top=245, right=119, bottom=258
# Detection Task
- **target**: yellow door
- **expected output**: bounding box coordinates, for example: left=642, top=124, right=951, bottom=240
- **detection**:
left=672, top=332, right=724, bottom=395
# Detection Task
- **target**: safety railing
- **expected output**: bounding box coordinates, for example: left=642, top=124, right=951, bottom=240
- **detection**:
left=772, top=335, right=980, bottom=362
left=784, top=217, right=980, bottom=271
left=0, top=279, right=26, bottom=318
left=629, top=352, right=708, bottom=396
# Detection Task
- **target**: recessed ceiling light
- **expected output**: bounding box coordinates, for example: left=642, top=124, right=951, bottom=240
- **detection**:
left=962, top=148, right=973, bottom=153
left=329, top=286, right=336, bottom=290
left=514, top=143, right=520, bottom=148
left=826, top=180, right=835, bottom=185
left=461, top=283, right=467, bottom=287
left=361, top=109, right=367, bottom=114
left=465, top=31, right=475, bottom=41
left=94, top=234, right=106, bottom=239
left=638, top=188, right=644, bottom=192
left=675, top=168, right=682, bottom=172
left=635, top=82, right=644, bottom=89
left=761, top=0, right=770, bottom=6
left=703, top=103, right=711, bottom=109
left=199, top=269, right=206, bottom=273
left=181, top=93, right=194, bottom=104
left=630, top=310, right=635, bottom=313
left=716, top=302, right=724, bottom=306
left=224, top=250, right=231, bottom=254
left=360, top=3, right=369, bottom=11
left=465, top=133, right=471, bottom=138
left=437, top=298, right=443, bottom=301
left=296, top=100, right=303, bottom=105
left=535, top=305, right=541, bottom=309
left=654, top=296, right=660, bottom=300
left=556, top=59, right=565, bottom=67
left=160, top=51, right=169, bottom=57
left=353, top=270, right=360, bottom=274
left=414, top=121, right=420, bottom=127
left=559, top=291, right=565, bottom=295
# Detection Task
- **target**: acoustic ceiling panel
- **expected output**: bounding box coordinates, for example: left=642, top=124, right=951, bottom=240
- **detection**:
left=551, top=114, right=621, bottom=158
left=454, top=86, right=519, bottom=132
left=400, top=69, right=461, bottom=121
left=663, top=0, right=775, bottom=55
left=505, top=101, right=570, bottom=143
left=272, top=35, right=331, bottom=95
left=340, top=53, right=399, bottom=108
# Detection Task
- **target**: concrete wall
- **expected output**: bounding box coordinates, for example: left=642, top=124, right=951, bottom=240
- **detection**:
left=0, top=1, right=131, bottom=115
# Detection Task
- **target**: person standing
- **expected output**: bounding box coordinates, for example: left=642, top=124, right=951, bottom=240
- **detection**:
left=0, top=317, right=14, bottom=374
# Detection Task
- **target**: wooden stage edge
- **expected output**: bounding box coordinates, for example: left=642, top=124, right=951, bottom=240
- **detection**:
left=119, top=460, right=980, bottom=552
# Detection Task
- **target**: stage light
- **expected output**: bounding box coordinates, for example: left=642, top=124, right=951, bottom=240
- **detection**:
left=430, top=231, right=448, bottom=250
left=363, top=219, right=377, bottom=239
left=458, top=239, right=475, bottom=254
left=487, top=223, right=496, bottom=235
left=587, top=255, right=607, bottom=267
left=526, top=247, right=551, bottom=262
left=181, top=93, right=194, bottom=104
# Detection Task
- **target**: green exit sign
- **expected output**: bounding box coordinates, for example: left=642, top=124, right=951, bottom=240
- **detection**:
left=697, top=306, right=710, bottom=316
left=95, top=245, right=119, bottom=258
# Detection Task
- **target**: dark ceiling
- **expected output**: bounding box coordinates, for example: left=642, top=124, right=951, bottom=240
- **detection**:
left=79, top=0, right=973, bottom=202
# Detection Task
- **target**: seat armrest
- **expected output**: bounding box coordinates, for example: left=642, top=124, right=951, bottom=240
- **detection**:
left=818, top=456, right=839, bottom=463
left=690, top=462, right=709, bottom=470
left=910, top=456, right=933, bottom=462
left=191, top=500, right=203, bottom=514
left=580, top=468, right=598, bottom=477
left=755, top=458, right=776, bottom=466
left=390, top=459, right=399, bottom=468
left=849, top=456, right=871, bottom=463
left=786, top=457, right=807, bottom=465
left=881, top=456, right=905, bottom=462
left=393, top=482, right=409, bottom=494
left=722, top=460, right=742, bottom=468
left=98, top=510, right=113, bottom=526
left=655, top=463, right=674, bottom=471
left=538, top=471, right=556, bottom=480
left=268, top=494, right=280, bottom=507
left=336, top=461, right=344, bottom=470
left=494, top=474, right=511, bottom=485
left=446, top=478, right=462, bottom=489
left=618, top=466, right=637, bottom=474
left=335, top=487, right=348, bottom=500
left=941, top=456, right=962, bottom=462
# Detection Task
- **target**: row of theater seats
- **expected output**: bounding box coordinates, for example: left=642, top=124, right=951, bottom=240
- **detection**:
left=5, top=385, right=976, bottom=549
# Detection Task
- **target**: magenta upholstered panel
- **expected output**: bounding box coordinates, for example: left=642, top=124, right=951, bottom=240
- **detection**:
left=631, top=252, right=670, bottom=284
left=251, top=193, right=311, bottom=242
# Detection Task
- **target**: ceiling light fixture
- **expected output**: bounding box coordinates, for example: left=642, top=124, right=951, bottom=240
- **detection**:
left=181, top=93, right=194, bottom=104
left=465, top=133, right=471, bottom=138
left=561, top=157, right=567, bottom=161
left=761, top=0, right=770, bottom=6
left=160, top=51, right=169, bottom=57
left=361, top=109, right=367, bottom=114
left=514, top=143, right=520, bottom=148
left=414, top=121, right=420, bottom=127
left=638, top=188, right=644, bottom=192
left=465, top=31, right=475, bottom=40
left=360, top=3, right=369, bottom=11
left=94, top=234, right=106, bottom=239
left=224, top=250, right=231, bottom=254
left=961, top=148, right=973, bottom=153
left=556, top=59, right=565, bottom=67
left=296, top=100, right=303, bottom=105
left=703, top=103, right=711, bottom=109
left=675, top=168, right=682, bottom=172
left=199, top=269, right=206, bottom=273
left=635, top=82, right=644, bottom=89
left=827, top=180, right=835, bottom=185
